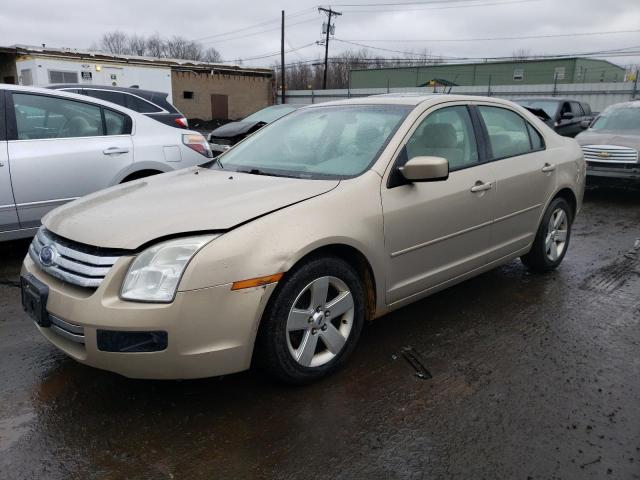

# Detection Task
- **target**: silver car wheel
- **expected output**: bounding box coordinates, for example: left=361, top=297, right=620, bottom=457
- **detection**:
left=286, top=276, right=355, bottom=368
left=545, top=207, right=569, bottom=262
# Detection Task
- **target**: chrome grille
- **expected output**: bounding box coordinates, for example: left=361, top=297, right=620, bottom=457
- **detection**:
left=29, top=227, right=121, bottom=288
left=582, top=145, right=639, bottom=164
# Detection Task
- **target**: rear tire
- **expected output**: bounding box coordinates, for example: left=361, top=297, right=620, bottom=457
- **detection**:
left=521, top=197, right=573, bottom=272
left=255, top=256, right=365, bottom=385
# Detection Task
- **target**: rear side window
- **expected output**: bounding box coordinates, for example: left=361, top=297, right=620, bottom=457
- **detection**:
left=85, top=89, right=127, bottom=108
left=12, top=93, right=102, bottom=140
left=104, top=109, right=127, bottom=135
left=124, top=94, right=162, bottom=113
left=570, top=102, right=584, bottom=116
left=527, top=124, right=544, bottom=150
left=479, top=106, right=535, bottom=159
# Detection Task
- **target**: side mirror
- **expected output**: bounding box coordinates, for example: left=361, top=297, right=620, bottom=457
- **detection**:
left=580, top=120, right=591, bottom=129
left=561, top=112, right=574, bottom=120
left=399, top=156, right=449, bottom=182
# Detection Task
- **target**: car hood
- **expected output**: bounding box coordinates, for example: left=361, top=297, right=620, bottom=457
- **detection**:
left=210, top=120, right=265, bottom=138
left=43, top=168, right=339, bottom=249
left=575, top=130, right=640, bottom=150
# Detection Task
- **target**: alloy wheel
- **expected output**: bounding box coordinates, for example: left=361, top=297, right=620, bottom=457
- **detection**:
left=285, top=276, right=355, bottom=368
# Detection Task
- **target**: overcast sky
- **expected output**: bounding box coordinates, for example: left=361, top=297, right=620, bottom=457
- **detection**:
left=2, top=0, right=639, bottom=68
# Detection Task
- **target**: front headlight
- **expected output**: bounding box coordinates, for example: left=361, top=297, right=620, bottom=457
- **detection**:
left=121, top=235, right=218, bottom=303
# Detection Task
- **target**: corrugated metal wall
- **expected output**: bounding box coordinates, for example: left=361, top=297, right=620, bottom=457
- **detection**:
left=281, top=82, right=638, bottom=113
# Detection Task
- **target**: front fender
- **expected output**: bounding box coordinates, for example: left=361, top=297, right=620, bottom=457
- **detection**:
left=178, top=171, right=388, bottom=313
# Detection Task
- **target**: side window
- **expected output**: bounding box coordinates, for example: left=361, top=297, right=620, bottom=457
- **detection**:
left=125, top=94, right=162, bottom=113
left=560, top=102, right=571, bottom=117
left=12, top=93, right=102, bottom=140
left=405, top=106, right=479, bottom=171
left=104, top=109, right=127, bottom=135
left=527, top=123, right=544, bottom=150
left=478, top=106, right=533, bottom=159
left=570, top=102, right=584, bottom=116
left=84, top=90, right=127, bottom=108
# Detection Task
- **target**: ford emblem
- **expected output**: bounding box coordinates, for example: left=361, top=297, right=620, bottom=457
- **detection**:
left=39, top=245, right=57, bottom=267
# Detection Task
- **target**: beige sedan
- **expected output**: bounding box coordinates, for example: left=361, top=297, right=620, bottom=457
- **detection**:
left=21, top=95, right=585, bottom=384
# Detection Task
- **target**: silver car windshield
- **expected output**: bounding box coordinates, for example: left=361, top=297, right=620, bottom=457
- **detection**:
left=591, top=106, right=640, bottom=132
left=216, top=104, right=411, bottom=179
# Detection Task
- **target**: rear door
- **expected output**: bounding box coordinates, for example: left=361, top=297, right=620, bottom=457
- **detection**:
left=0, top=91, right=20, bottom=232
left=474, top=103, right=556, bottom=260
left=6, top=91, right=134, bottom=229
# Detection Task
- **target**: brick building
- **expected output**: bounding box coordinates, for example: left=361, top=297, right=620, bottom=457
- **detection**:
left=0, top=45, right=275, bottom=121
left=172, top=67, right=274, bottom=121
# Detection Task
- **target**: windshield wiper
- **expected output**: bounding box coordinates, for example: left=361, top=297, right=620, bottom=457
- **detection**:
left=236, top=168, right=296, bottom=178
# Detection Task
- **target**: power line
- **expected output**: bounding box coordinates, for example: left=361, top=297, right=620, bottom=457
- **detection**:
left=340, top=29, right=640, bottom=43
left=328, top=0, right=503, bottom=6
left=193, top=8, right=315, bottom=42
left=199, top=18, right=319, bottom=45
left=335, top=0, right=539, bottom=12
left=218, top=43, right=317, bottom=64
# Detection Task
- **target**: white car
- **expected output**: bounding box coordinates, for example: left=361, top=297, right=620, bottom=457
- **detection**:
left=0, top=84, right=212, bottom=241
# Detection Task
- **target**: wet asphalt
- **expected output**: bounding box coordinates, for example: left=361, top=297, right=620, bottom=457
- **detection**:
left=0, top=185, right=639, bottom=480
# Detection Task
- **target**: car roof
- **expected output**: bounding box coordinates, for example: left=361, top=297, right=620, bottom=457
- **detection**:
left=300, top=93, right=519, bottom=108
left=47, top=83, right=166, bottom=98
left=0, top=83, right=142, bottom=114
left=514, top=97, right=585, bottom=103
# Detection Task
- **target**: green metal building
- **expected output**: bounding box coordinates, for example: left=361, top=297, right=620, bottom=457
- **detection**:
left=349, top=57, right=626, bottom=88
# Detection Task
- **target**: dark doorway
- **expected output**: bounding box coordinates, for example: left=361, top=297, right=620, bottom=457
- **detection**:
left=210, top=94, right=229, bottom=120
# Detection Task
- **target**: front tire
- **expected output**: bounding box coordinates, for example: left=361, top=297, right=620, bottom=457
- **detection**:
left=255, top=256, right=365, bottom=385
left=521, top=197, right=573, bottom=272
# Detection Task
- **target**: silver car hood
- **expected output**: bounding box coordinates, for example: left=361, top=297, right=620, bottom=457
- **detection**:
left=43, top=167, right=339, bottom=249
left=576, top=130, right=640, bottom=150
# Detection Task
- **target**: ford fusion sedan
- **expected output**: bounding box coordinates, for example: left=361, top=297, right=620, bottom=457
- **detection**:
left=0, top=85, right=212, bottom=241
left=576, top=100, right=640, bottom=183
left=21, top=95, right=585, bottom=384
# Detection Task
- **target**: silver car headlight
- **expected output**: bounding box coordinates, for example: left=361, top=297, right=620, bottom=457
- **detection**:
left=121, top=235, right=218, bottom=303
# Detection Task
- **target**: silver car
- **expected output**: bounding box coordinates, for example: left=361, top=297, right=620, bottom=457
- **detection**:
left=0, top=85, right=212, bottom=241
left=21, top=95, right=585, bottom=384
left=576, top=100, right=640, bottom=182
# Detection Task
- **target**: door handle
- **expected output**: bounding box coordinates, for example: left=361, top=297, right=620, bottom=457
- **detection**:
left=470, top=181, right=493, bottom=193
left=542, top=163, right=556, bottom=173
left=103, top=147, right=129, bottom=155
left=0, top=161, right=4, bottom=167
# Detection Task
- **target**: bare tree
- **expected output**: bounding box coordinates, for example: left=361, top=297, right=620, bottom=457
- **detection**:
left=511, top=48, right=532, bottom=60
left=128, top=35, right=147, bottom=56
left=99, top=31, right=129, bottom=55
left=95, top=31, right=222, bottom=63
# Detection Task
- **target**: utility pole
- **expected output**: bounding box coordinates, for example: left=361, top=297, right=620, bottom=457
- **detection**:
left=318, top=7, right=341, bottom=89
left=280, top=10, right=285, bottom=104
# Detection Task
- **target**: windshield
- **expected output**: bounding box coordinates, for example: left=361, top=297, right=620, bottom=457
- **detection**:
left=243, top=105, right=299, bottom=124
left=590, top=106, right=640, bottom=132
left=216, top=104, right=411, bottom=179
left=514, top=100, right=560, bottom=118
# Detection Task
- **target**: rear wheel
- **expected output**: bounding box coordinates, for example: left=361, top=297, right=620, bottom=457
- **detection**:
left=255, top=256, right=365, bottom=384
left=521, top=197, right=572, bottom=272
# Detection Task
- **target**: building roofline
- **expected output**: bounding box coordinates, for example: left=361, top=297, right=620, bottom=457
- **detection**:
left=0, top=44, right=273, bottom=77
left=349, top=56, right=624, bottom=73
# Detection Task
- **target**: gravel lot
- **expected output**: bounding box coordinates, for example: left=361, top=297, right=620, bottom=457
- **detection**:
left=0, top=185, right=639, bottom=480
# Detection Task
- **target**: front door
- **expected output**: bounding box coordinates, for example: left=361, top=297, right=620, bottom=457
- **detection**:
left=382, top=104, right=495, bottom=304
left=7, top=91, right=134, bottom=229
left=211, top=94, right=229, bottom=120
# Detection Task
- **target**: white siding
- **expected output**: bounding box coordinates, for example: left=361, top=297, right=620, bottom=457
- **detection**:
left=15, top=57, right=173, bottom=101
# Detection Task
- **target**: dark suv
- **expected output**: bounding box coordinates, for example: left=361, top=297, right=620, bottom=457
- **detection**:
left=514, top=97, right=594, bottom=137
left=48, top=84, right=188, bottom=129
